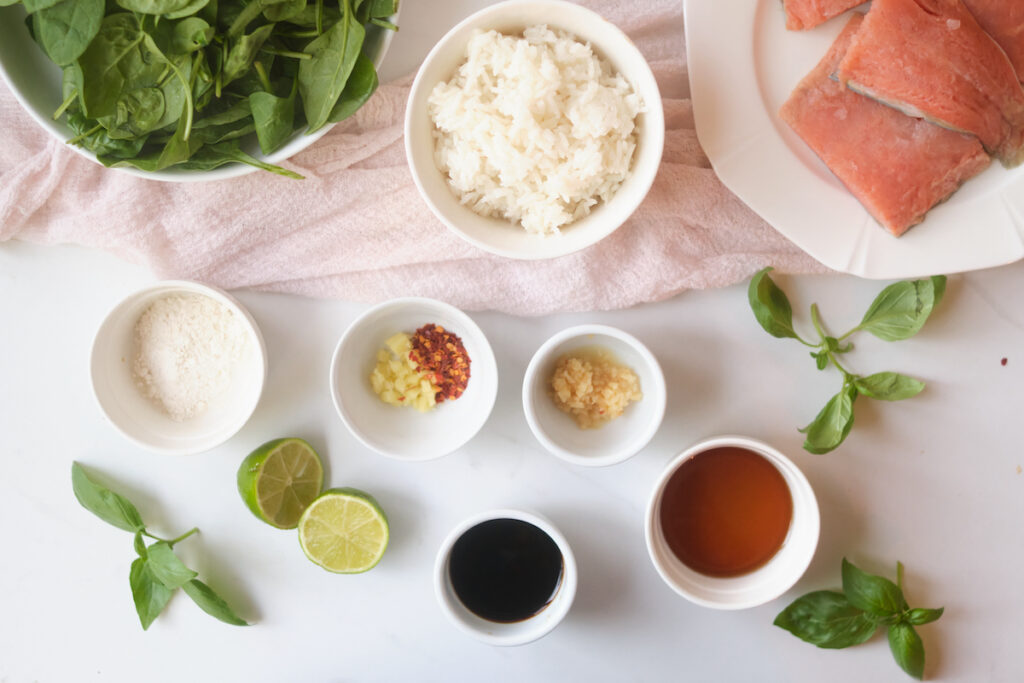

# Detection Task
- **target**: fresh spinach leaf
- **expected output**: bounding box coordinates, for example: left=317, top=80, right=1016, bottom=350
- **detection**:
left=263, top=0, right=305, bottom=22
left=165, top=0, right=209, bottom=19
left=71, top=462, right=145, bottom=533
left=854, top=372, right=925, bottom=401
left=773, top=591, right=879, bottom=649
left=298, top=0, right=364, bottom=132
left=222, top=23, right=276, bottom=87
left=326, top=50, right=377, bottom=123
left=250, top=80, right=296, bottom=154
left=182, top=579, right=249, bottom=626
left=115, top=0, right=195, bottom=13
left=22, top=0, right=61, bottom=12
left=180, top=139, right=303, bottom=178
left=32, top=0, right=104, bottom=66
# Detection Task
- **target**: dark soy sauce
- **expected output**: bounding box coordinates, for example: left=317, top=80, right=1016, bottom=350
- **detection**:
left=660, top=446, right=793, bottom=577
left=449, top=518, right=564, bottom=623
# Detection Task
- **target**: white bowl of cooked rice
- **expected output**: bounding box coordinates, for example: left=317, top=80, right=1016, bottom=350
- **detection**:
left=405, top=0, right=664, bottom=260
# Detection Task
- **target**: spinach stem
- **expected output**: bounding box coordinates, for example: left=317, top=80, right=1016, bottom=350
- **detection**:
left=260, top=47, right=312, bottom=60
left=253, top=60, right=273, bottom=93
left=66, top=124, right=102, bottom=146
left=316, top=0, right=323, bottom=34
left=370, top=18, right=398, bottom=31
left=278, top=29, right=319, bottom=38
left=52, top=89, right=77, bottom=121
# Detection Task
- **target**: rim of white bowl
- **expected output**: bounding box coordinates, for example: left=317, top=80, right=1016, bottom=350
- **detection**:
left=644, top=435, right=821, bottom=610
left=522, top=324, right=666, bottom=466
left=404, top=0, right=665, bottom=260
left=329, top=296, right=498, bottom=461
left=89, top=280, right=267, bottom=455
left=0, top=6, right=399, bottom=182
left=433, top=508, right=578, bottom=646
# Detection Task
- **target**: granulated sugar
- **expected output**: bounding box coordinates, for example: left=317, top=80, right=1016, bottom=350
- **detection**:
left=132, top=293, right=248, bottom=421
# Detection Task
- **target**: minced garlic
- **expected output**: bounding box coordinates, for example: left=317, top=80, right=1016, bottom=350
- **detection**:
left=549, top=347, right=642, bottom=429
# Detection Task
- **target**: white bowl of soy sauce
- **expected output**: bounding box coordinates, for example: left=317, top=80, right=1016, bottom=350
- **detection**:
left=434, top=509, right=578, bottom=646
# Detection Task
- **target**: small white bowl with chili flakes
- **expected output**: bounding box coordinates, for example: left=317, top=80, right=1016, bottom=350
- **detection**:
left=523, top=324, right=666, bottom=466
left=331, top=297, right=498, bottom=460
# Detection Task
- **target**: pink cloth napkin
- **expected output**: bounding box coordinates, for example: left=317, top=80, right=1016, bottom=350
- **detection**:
left=0, top=0, right=826, bottom=316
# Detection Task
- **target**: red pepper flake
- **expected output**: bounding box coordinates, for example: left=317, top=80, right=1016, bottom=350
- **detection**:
left=1001, top=357, right=1008, bottom=366
left=410, top=323, right=471, bottom=402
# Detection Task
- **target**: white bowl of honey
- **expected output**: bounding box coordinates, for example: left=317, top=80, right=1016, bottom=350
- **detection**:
left=644, top=435, right=820, bottom=609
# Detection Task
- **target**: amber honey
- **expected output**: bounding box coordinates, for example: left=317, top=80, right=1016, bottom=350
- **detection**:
left=659, top=446, right=793, bottom=577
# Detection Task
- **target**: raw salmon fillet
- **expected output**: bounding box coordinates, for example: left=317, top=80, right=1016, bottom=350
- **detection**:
left=961, top=0, right=1024, bottom=81
left=781, top=14, right=991, bottom=235
left=783, top=0, right=863, bottom=30
left=837, top=0, right=1024, bottom=166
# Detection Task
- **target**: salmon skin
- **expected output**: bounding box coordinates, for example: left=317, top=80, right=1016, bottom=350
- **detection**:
left=781, top=13, right=991, bottom=236
left=961, top=0, right=1024, bottom=82
left=782, top=0, right=864, bottom=30
left=837, top=0, right=1024, bottom=167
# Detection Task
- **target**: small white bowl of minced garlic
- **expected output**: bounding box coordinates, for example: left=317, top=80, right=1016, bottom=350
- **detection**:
left=522, top=325, right=666, bottom=466
left=90, top=281, right=267, bottom=455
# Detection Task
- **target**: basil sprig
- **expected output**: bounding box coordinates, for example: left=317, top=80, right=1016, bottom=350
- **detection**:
left=748, top=268, right=945, bottom=454
left=72, top=462, right=248, bottom=629
left=775, top=558, right=943, bottom=680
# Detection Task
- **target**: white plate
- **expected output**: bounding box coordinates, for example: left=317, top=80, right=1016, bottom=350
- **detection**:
left=0, top=7, right=398, bottom=182
left=684, top=0, right=1024, bottom=278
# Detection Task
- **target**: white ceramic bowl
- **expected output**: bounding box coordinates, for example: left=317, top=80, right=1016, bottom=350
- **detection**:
left=434, top=509, right=578, bottom=646
left=404, top=0, right=665, bottom=259
left=90, top=281, right=267, bottom=455
left=0, top=6, right=398, bottom=182
left=645, top=436, right=820, bottom=610
left=522, top=325, right=666, bottom=466
left=330, top=297, right=498, bottom=460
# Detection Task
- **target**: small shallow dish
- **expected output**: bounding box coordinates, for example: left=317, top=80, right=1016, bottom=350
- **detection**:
left=645, top=435, right=820, bottom=610
left=522, top=324, right=666, bottom=466
left=405, top=0, right=665, bottom=260
left=434, top=509, right=578, bottom=646
left=90, top=281, right=267, bottom=455
left=0, top=6, right=398, bottom=182
left=330, top=297, right=498, bottom=461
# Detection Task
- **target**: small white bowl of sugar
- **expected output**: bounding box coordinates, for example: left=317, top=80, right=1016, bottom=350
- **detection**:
left=91, top=281, right=267, bottom=455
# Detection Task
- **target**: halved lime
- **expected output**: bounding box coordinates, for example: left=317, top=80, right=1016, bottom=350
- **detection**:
left=298, top=488, right=389, bottom=573
left=237, top=438, right=324, bottom=529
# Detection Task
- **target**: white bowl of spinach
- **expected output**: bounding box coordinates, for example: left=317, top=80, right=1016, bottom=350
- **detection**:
left=0, top=0, right=398, bottom=180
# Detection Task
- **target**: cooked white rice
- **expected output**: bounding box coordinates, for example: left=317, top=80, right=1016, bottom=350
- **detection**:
left=427, top=25, right=643, bottom=235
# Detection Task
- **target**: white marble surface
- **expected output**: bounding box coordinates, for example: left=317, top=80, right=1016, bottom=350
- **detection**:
left=2, top=2, right=1023, bottom=679
left=1, top=240, right=1022, bottom=682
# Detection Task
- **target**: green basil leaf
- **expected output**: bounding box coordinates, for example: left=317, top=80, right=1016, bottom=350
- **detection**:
left=854, top=372, right=925, bottom=401
left=858, top=277, right=943, bottom=341
left=774, top=590, right=880, bottom=649
left=146, top=541, right=199, bottom=589
left=905, top=607, right=944, bottom=626
left=182, top=579, right=249, bottom=626
left=298, top=0, right=365, bottom=133
left=71, top=462, right=145, bottom=533
left=748, top=267, right=799, bottom=340
left=888, top=622, right=925, bottom=679
left=842, top=558, right=906, bottom=616
left=129, top=558, right=174, bottom=630
left=32, top=0, right=104, bottom=66
left=134, top=531, right=147, bottom=557
left=799, top=385, right=856, bottom=454
left=811, top=350, right=828, bottom=371
left=930, top=275, right=947, bottom=309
